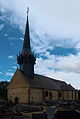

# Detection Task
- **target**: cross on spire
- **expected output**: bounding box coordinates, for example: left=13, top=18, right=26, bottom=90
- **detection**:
left=27, top=7, right=29, bottom=16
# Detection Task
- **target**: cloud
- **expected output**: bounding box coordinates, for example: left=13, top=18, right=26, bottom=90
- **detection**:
left=75, top=42, right=80, bottom=52
left=5, top=72, right=13, bottom=76
left=7, top=79, right=10, bottom=82
left=8, top=69, right=13, bottom=72
left=20, top=37, right=24, bottom=41
left=4, top=33, right=8, bottom=36
left=1, top=0, right=80, bottom=38
left=8, top=55, right=14, bottom=59
left=0, top=72, right=3, bottom=75
left=57, top=53, right=80, bottom=73
left=12, top=66, right=17, bottom=69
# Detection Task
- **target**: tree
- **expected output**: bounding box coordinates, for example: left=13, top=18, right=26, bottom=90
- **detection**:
left=0, top=81, right=9, bottom=99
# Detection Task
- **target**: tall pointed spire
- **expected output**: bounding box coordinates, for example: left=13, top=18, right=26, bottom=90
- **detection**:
left=17, top=7, right=36, bottom=79
left=23, top=7, right=31, bottom=51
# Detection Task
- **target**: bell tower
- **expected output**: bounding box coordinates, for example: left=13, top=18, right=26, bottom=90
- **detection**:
left=17, top=8, right=36, bottom=79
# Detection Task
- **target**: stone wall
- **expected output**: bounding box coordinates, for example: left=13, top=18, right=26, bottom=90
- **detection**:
left=8, top=87, right=78, bottom=103
left=8, top=87, right=29, bottom=103
left=43, top=90, right=58, bottom=101
left=59, top=91, right=77, bottom=101
left=30, top=89, right=78, bottom=102
left=30, top=88, right=43, bottom=102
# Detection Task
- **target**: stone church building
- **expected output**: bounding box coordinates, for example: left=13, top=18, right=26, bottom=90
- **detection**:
left=7, top=12, right=78, bottom=104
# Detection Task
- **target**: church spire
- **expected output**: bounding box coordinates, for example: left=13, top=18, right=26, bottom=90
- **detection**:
left=17, top=7, right=36, bottom=79
left=23, top=7, right=31, bottom=51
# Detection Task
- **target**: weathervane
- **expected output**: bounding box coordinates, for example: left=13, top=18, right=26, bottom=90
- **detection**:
left=27, top=7, right=29, bottom=15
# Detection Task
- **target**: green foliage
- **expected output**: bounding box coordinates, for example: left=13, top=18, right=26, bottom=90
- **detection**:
left=0, top=81, right=9, bottom=99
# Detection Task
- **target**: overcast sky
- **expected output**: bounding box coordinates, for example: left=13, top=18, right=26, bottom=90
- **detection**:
left=0, top=0, right=80, bottom=89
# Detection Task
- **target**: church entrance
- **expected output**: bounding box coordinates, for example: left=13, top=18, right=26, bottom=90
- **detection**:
left=15, top=97, right=19, bottom=104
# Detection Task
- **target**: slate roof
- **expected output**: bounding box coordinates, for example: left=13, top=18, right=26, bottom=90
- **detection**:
left=29, top=74, right=75, bottom=91
left=9, top=69, right=75, bottom=91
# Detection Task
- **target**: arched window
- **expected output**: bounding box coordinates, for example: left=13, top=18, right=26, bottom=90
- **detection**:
left=15, top=97, right=19, bottom=104
left=44, top=91, right=48, bottom=97
left=59, top=92, right=62, bottom=97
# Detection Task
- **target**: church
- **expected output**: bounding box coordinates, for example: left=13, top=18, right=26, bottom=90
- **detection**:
left=7, top=11, right=78, bottom=104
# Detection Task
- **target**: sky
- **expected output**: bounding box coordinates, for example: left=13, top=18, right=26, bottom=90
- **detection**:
left=0, top=0, right=80, bottom=89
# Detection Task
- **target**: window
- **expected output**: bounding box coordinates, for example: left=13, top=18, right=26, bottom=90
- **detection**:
left=59, top=92, right=62, bottom=97
left=44, top=91, right=48, bottom=97
left=49, top=92, right=52, bottom=97
left=37, top=91, right=39, bottom=94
